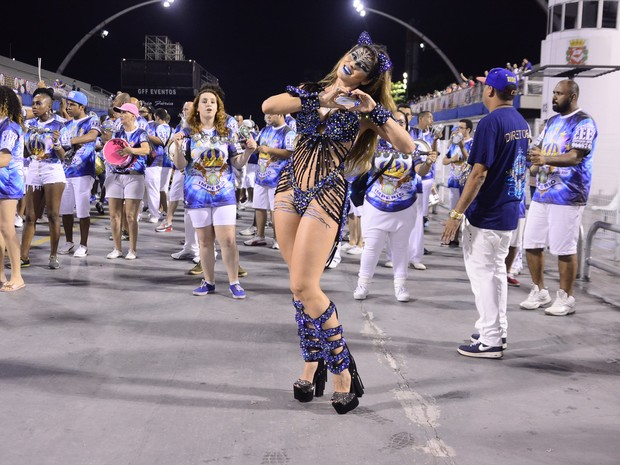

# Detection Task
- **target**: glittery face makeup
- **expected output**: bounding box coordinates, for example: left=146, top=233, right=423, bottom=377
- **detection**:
left=350, top=46, right=375, bottom=74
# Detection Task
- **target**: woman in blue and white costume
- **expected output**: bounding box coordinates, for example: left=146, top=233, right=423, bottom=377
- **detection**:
left=171, top=85, right=256, bottom=299
left=21, top=87, right=67, bottom=270
left=0, top=86, right=26, bottom=291
left=354, top=111, right=436, bottom=302
left=103, top=103, right=150, bottom=260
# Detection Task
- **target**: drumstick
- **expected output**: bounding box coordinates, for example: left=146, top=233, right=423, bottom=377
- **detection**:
left=38, top=58, right=42, bottom=83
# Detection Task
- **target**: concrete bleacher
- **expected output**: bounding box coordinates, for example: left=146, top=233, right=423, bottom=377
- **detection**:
left=0, top=55, right=113, bottom=114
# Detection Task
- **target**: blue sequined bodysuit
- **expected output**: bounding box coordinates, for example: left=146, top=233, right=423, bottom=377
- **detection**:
left=276, top=84, right=360, bottom=228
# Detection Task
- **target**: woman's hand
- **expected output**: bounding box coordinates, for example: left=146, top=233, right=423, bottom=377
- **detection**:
left=119, top=147, right=134, bottom=157
left=52, top=130, right=61, bottom=143
left=318, top=86, right=343, bottom=108
left=349, top=88, right=376, bottom=113
left=245, top=136, right=257, bottom=152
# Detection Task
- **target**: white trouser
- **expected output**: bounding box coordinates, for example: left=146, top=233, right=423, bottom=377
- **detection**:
left=448, top=187, right=460, bottom=211
left=360, top=202, right=414, bottom=281
left=421, top=178, right=434, bottom=216
left=462, top=219, right=511, bottom=347
left=184, top=208, right=198, bottom=253
left=408, top=195, right=424, bottom=262
left=145, top=166, right=163, bottom=218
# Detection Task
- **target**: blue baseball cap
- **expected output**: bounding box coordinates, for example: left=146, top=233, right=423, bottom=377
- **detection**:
left=67, top=90, right=88, bottom=106
left=477, top=68, right=518, bottom=95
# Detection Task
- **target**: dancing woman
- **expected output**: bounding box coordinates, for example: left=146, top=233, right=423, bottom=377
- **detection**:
left=262, top=32, right=416, bottom=414
left=0, top=86, right=25, bottom=291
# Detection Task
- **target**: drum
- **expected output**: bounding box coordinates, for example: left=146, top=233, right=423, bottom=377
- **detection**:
left=103, top=138, right=132, bottom=168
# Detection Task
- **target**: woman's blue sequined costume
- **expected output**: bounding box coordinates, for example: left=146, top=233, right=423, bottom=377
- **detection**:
left=276, top=84, right=360, bottom=228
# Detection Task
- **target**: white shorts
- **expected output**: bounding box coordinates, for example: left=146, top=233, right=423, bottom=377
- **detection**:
left=510, top=217, right=526, bottom=248
left=168, top=170, right=184, bottom=202
left=60, top=176, right=95, bottom=218
left=187, top=204, right=237, bottom=228
left=523, top=201, right=585, bottom=256
left=104, top=174, right=145, bottom=200
left=234, top=166, right=243, bottom=189
left=348, top=200, right=363, bottom=217
left=252, top=184, right=275, bottom=210
left=242, top=164, right=257, bottom=189
left=26, top=160, right=66, bottom=187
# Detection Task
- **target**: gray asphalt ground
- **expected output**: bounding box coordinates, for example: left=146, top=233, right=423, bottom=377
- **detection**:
left=1, top=205, right=619, bottom=465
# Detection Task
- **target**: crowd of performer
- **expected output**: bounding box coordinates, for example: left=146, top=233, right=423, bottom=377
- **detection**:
left=0, top=31, right=597, bottom=414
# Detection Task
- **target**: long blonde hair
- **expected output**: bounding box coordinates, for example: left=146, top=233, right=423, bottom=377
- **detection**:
left=188, top=90, right=229, bottom=137
left=319, top=45, right=396, bottom=176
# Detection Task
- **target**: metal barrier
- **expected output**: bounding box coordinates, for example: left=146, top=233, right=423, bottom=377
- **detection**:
left=582, top=221, right=620, bottom=281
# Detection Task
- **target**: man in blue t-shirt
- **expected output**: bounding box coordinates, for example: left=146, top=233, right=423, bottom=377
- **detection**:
left=521, top=80, right=597, bottom=316
left=442, top=67, right=529, bottom=359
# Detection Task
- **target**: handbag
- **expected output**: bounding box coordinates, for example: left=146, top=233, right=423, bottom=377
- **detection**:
left=349, top=154, right=395, bottom=207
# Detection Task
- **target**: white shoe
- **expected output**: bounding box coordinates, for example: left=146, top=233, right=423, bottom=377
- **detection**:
left=395, top=286, right=410, bottom=302
left=148, top=215, right=160, bottom=224
left=125, top=250, right=137, bottom=260
left=107, top=249, right=123, bottom=259
left=545, top=290, right=576, bottom=316
left=239, top=226, right=256, bottom=236
left=327, top=255, right=341, bottom=269
left=14, top=215, right=23, bottom=228
left=347, top=246, right=363, bottom=255
left=340, top=243, right=355, bottom=252
left=353, top=284, right=369, bottom=300
left=193, top=256, right=200, bottom=264
left=171, top=249, right=194, bottom=260
left=410, top=262, right=427, bottom=270
left=73, top=245, right=88, bottom=257
left=58, top=242, right=74, bottom=255
left=383, top=261, right=394, bottom=268
left=271, top=241, right=280, bottom=250
left=520, top=285, right=552, bottom=310
left=244, top=236, right=267, bottom=246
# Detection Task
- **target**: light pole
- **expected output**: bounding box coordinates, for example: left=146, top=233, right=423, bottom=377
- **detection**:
left=353, top=1, right=461, bottom=82
left=56, top=0, right=176, bottom=75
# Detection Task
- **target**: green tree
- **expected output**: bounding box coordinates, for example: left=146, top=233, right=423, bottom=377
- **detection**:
left=391, top=80, right=407, bottom=105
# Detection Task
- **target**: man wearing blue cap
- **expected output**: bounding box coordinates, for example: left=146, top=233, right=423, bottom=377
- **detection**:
left=441, top=68, right=530, bottom=359
left=57, top=91, right=101, bottom=258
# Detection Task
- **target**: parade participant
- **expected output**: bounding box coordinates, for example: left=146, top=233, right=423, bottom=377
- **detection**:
left=244, top=113, right=295, bottom=248
left=57, top=91, right=100, bottom=258
left=171, top=86, right=255, bottom=298
left=442, top=119, right=474, bottom=247
left=521, top=80, right=597, bottom=316
left=262, top=31, right=416, bottom=413
left=442, top=67, right=529, bottom=359
left=20, top=87, right=67, bottom=269
left=102, top=103, right=150, bottom=260
left=0, top=86, right=25, bottom=291
left=353, top=111, right=435, bottom=302
left=145, top=108, right=172, bottom=224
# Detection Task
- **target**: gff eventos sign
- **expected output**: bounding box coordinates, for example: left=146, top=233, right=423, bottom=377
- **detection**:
left=566, top=39, right=588, bottom=65
left=136, top=88, right=178, bottom=96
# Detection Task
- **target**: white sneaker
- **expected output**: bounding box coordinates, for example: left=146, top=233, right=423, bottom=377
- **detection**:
left=73, top=245, right=88, bottom=257
left=271, top=241, right=280, bottom=250
left=125, top=250, right=137, bottom=260
left=383, top=261, right=394, bottom=268
left=244, top=236, right=267, bottom=246
left=239, top=226, right=256, bottom=236
left=353, top=284, right=369, bottom=300
left=58, top=242, right=74, bottom=255
left=347, top=246, right=363, bottom=255
left=545, top=290, right=576, bottom=316
left=340, top=243, right=355, bottom=252
left=107, top=249, right=123, bottom=259
left=410, top=262, right=427, bottom=270
left=520, top=285, right=552, bottom=310
left=327, top=255, right=341, bottom=269
left=171, top=249, right=194, bottom=260
left=395, top=286, right=410, bottom=302
left=14, top=215, right=23, bottom=228
left=148, top=215, right=160, bottom=224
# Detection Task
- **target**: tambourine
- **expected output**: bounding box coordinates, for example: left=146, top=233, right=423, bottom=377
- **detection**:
left=237, top=124, right=252, bottom=141
left=103, top=138, right=132, bottom=168
left=451, top=131, right=464, bottom=145
left=432, top=124, right=445, bottom=139
left=412, top=139, right=432, bottom=156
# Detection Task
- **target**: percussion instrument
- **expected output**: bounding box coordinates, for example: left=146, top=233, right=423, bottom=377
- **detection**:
left=103, top=138, right=132, bottom=168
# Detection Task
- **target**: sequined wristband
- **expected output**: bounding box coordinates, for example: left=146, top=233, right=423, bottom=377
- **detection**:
left=299, top=93, right=320, bottom=113
left=365, top=103, right=391, bottom=127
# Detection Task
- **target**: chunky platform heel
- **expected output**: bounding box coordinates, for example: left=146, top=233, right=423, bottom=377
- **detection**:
left=293, top=299, right=327, bottom=402
left=293, top=358, right=327, bottom=402
left=331, top=351, right=364, bottom=414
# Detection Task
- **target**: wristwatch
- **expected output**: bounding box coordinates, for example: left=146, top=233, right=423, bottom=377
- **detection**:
left=449, top=209, right=464, bottom=220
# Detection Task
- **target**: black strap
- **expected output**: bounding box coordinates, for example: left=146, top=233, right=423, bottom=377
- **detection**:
left=366, top=154, right=395, bottom=188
